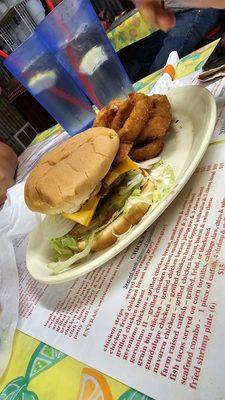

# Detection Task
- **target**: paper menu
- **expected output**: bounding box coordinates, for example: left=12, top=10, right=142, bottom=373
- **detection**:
left=206, top=77, right=225, bottom=143
left=16, top=141, right=225, bottom=400
left=188, top=75, right=225, bottom=144
left=0, top=237, right=19, bottom=377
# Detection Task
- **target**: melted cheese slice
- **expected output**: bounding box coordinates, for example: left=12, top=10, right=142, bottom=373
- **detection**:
left=104, top=157, right=138, bottom=186
left=62, top=195, right=100, bottom=227
left=63, top=157, right=138, bottom=227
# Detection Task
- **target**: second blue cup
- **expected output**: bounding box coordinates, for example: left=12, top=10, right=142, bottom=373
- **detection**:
left=36, top=0, right=134, bottom=110
left=4, top=32, right=96, bottom=136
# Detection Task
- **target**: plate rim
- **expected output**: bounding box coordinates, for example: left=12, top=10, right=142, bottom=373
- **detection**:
left=26, top=85, right=217, bottom=284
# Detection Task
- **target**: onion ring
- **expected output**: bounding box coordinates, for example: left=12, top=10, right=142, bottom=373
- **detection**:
left=115, top=142, right=133, bottom=164
left=151, top=95, right=171, bottom=112
left=130, top=138, right=164, bottom=162
left=136, top=112, right=172, bottom=144
left=118, top=93, right=152, bottom=142
left=111, top=99, right=133, bottom=132
left=93, top=100, right=124, bottom=128
left=135, top=95, right=172, bottom=144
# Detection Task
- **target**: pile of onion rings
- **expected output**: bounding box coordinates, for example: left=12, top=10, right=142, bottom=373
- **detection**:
left=93, top=93, right=172, bottom=163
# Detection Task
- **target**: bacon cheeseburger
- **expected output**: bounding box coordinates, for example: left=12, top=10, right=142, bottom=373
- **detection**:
left=25, top=127, right=174, bottom=274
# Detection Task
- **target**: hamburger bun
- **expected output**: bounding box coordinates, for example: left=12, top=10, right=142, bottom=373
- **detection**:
left=24, top=127, right=119, bottom=215
left=78, top=175, right=154, bottom=252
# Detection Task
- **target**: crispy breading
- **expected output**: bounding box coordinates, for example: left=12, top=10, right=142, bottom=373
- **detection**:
left=130, top=138, right=164, bottom=162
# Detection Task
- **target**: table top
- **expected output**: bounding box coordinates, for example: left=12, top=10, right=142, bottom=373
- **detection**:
left=107, top=9, right=137, bottom=32
left=0, top=40, right=218, bottom=400
left=107, top=10, right=156, bottom=52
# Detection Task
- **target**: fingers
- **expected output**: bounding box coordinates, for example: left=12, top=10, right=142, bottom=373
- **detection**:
left=135, top=0, right=176, bottom=31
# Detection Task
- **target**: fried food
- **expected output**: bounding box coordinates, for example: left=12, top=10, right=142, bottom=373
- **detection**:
left=93, top=100, right=124, bottom=128
left=129, top=92, right=151, bottom=102
left=111, top=100, right=133, bottom=132
left=93, top=93, right=152, bottom=142
left=92, top=93, right=171, bottom=163
left=118, top=93, right=152, bottom=142
left=151, top=94, right=171, bottom=111
left=130, top=138, right=164, bottom=162
left=115, top=142, right=133, bottom=164
left=136, top=112, right=172, bottom=144
left=135, top=94, right=172, bottom=144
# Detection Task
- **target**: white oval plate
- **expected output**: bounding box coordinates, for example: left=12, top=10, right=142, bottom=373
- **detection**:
left=26, top=86, right=217, bottom=284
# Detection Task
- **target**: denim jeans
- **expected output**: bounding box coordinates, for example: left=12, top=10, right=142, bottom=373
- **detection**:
left=135, top=8, right=221, bottom=75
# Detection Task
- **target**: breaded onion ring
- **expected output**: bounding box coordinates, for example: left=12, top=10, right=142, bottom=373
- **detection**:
left=136, top=112, right=172, bottom=144
left=135, top=95, right=172, bottom=144
left=115, top=141, right=133, bottom=164
left=118, top=93, right=152, bottom=142
left=111, top=100, right=133, bottom=132
left=93, top=100, right=124, bottom=128
left=130, top=138, right=164, bottom=162
left=151, top=95, right=171, bottom=112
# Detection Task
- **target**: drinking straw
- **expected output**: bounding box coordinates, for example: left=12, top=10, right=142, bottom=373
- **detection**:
left=45, top=0, right=54, bottom=11
left=50, top=86, right=92, bottom=110
left=0, top=50, right=8, bottom=59
left=4, top=49, right=93, bottom=112
left=64, top=45, right=103, bottom=109
left=42, top=0, right=103, bottom=109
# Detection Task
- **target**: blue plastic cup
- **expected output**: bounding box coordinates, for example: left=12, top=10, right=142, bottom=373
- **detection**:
left=4, top=32, right=96, bottom=136
left=36, top=0, right=134, bottom=109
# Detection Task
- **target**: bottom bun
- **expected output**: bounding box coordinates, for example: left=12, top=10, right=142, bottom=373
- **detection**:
left=78, top=177, right=154, bottom=252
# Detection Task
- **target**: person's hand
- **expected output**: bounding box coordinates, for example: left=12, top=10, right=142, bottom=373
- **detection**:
left=134, top=0, right=225, bottom=31
left=135, top=0, right=176, bottom=31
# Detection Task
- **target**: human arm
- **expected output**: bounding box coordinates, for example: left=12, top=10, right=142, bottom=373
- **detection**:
left=134, top=0, right=225, bottom=31
left=0, top=142, right=18, bottom=205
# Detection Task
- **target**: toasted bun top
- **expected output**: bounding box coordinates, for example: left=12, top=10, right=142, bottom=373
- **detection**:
left=24, top=127, right=119, bottom=214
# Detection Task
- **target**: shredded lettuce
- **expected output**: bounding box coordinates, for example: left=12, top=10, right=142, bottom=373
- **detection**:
left=47, top=161, right=175, bottom=272
left=121, top=161, right=175, bottom=214
left=150, top=161, right=175, bottom=200
left=48, top=233, right=94, bottom=274
left=69, top=171, right=143, bottom=239
left=136, top=156, right=161, bottom=169
left=50, top=236, right=78, bottom=261
left=119, top=171, right=143, bottom=195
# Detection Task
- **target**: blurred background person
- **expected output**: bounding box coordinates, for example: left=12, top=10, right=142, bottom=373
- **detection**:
left=98, top=8, right=113, bottom=30
left=118, top=7, right=223, bottom=81
left=135, top=0, right=225, bottom=31
left=138, top=8, right=223, bottom=74
left=0, top=139, right=18, bottom=205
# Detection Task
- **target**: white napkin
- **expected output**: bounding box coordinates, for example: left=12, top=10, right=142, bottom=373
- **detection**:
left=0, top=182, right=40, bottom=376
left=150, top=51, right=180, bottom=95
left=0, top=237, right=18, bottom=376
